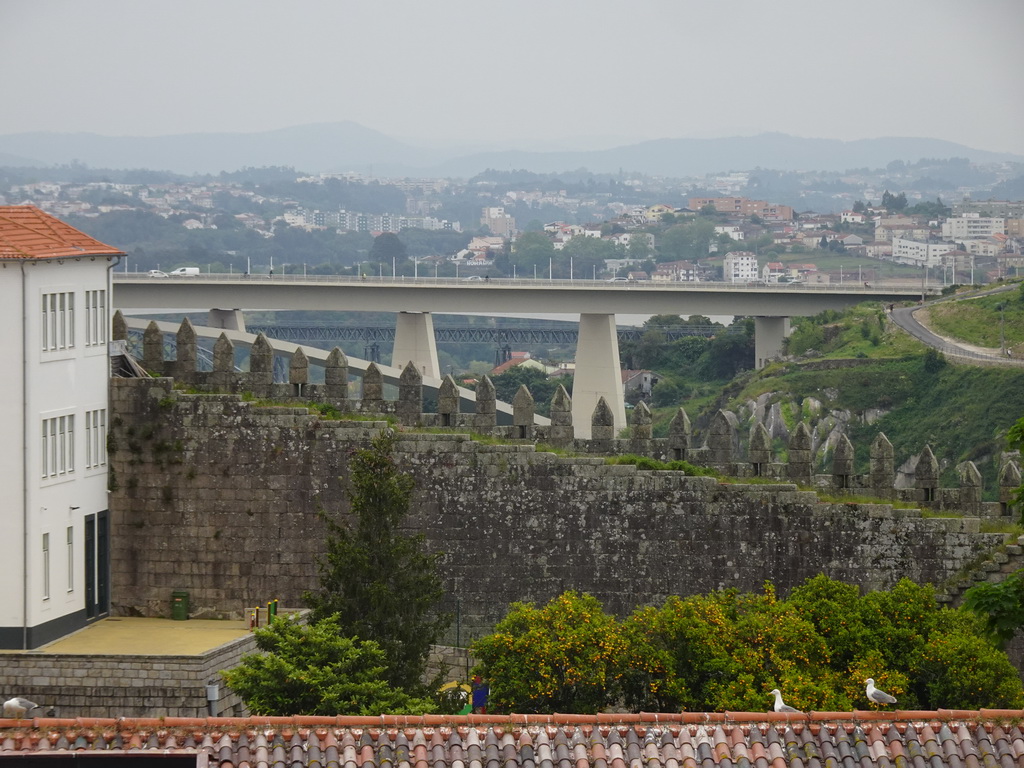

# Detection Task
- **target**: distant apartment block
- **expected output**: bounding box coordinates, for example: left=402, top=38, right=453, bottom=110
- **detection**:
left=289, top=209, right=460, bottom=233
left=722, top=251, right=759, bottom=282
left=962, top=236, right=1008, bottom=258
left=952, top=200, right=1024, bottom=219
left=892, top=238, right=954, bottom=267
left=941, top=214, right=1006, bottom=241
left=688, top=197, right=794, bottom=221
left=652, top=260, right=699, bottom=282
left=481, top=207, right=516, bottom=238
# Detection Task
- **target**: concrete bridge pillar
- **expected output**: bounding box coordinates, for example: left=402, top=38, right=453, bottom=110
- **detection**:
left=208, top=309, right=247, bottom=333
left=392, top=311, right=440, bottom=379
left=754, top=316, right=791, bottom=369
left=573, top=313, right=626, bottom=440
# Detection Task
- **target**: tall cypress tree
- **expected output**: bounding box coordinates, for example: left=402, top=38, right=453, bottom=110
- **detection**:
left=303, top=428, right=449, bottom=693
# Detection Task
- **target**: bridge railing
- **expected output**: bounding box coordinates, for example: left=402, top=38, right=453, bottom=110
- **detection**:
left=112, top=272, right=935, bottom=293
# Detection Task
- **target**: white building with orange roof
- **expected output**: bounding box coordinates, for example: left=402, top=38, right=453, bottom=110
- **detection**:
left=0, top=206, right=123, bottom=648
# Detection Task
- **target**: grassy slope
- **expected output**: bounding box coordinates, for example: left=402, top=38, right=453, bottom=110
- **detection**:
left=650, top=286, right=1024, bottom=496
left=924, top=283, right=1024, bottom=350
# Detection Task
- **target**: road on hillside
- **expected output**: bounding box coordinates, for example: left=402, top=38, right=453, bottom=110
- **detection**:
left=888, top=284, right=1023, bottom=365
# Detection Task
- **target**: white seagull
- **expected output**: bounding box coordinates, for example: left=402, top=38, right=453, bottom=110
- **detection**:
left=865, top=678, right=897, bottom=706
left=3, top=697, right=44, bottom=719
left=769, top=688, right=801, bottom=713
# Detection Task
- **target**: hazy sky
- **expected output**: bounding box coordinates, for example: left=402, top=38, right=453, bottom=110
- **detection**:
left=3, top=0, right=1023, bottom=154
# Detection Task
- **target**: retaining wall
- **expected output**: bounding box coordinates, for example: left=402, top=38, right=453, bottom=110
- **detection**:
left=109, top=379, right=1009, bottom=645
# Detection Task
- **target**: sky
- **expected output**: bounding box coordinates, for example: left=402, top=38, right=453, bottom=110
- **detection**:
left=2, top=0, right=1024, bottom=155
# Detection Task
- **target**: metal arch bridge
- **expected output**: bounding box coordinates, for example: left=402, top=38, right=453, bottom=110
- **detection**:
left=243, top=324, right=740, bottom=345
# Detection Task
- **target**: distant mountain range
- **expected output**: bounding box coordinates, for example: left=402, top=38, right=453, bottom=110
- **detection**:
left=0, top=122, right=1020, bottom=178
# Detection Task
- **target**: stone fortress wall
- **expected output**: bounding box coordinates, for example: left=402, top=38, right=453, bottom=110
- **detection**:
left=108, top=317, right=1024, bottom=643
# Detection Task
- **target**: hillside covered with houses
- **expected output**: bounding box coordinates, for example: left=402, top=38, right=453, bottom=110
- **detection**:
left=2, top=159, right=1022, bottom=286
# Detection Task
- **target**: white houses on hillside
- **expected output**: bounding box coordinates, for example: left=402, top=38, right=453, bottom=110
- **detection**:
left=0, top=206, right=123, bottom=648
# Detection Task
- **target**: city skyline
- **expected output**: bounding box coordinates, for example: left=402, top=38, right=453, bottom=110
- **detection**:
left=2, top=0, right=1023, bottom=156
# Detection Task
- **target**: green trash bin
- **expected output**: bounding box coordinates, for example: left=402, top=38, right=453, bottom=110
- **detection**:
left=171, top=590, right=190, bottom=621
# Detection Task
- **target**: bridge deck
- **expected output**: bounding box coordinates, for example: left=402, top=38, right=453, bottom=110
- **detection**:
left=113, top=273, right=931, bottom=317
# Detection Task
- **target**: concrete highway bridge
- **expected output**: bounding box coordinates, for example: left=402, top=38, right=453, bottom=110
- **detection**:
left=113, top=273, right=932, bottom=438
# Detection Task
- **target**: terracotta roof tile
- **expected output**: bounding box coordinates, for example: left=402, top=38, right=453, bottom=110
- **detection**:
left=0, top=205, right=124, bottom=260
left=2, top=714, right=1024, bottom=767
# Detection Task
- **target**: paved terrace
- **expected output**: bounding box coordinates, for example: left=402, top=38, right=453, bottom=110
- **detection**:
left=16, top=617, right=250, bottom=656
left=113, top=273, right=933, bottom=438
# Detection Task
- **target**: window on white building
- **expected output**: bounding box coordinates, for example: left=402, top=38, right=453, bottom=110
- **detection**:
left=42, top=533, right=50, bottom=601
left=41, top=292, right=75, bottom=351
left=41, top=415, right=75, bottom=479
left=67, top=527, right=74, bottom=592
left=85, top=290, right=106, bottom=346
left=85, top=409, right=106, bottom=469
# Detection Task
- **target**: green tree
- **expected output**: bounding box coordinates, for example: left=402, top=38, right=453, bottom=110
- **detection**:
left=644, top=314, right=687, bottom=327
left=511, top=230, right=556, bottom=273
left=963, top=569, right=1024, bottom=644
left=694, top=328, right=755, bottom=380
left=490, top=365, right=563, bottom=414
left=368, top=232, right=408, bottom=269
left=475, top=577, right=1024, bottom=714
left=659, top=220, right=715, bottom=262
left=627, top=232, right=653, bottom=261
left=650, top=378, right=683, bottom=407
left=303, top=429, right=449, bottom=692
left=471, top=591, right=627, bottom=713
left=619, top=593, right=736, bottom=711
left=559, top=235, right=620, bottom=278
left=881, top=190, right=908, bottom=212
left=221, top=614, right=433, bottom=715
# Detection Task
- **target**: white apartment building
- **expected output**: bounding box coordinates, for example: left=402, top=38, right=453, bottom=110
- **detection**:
left=0, top=206, right=122, bottom=648
left=941, top=215, right=1005, bottom=241
left=714, top=225, right=744, bottom=241
left=962, top=238, right=1005, bottom=258
left=723, top=251, right=759, bottom=283
left=892, top=237, right=954, bottom=267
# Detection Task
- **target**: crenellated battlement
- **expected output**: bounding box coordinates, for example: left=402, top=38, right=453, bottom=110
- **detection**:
left=114, top=312, right=1021, bottom=519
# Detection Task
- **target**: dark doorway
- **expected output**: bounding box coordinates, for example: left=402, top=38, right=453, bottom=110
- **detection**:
left=83, top=511, right=110, bottom=620
left=84, top=515, right=95, bottom=619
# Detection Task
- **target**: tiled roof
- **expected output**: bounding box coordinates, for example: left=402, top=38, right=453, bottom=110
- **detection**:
left=0, top=205, right=124, bottom=260
left=1, top=712, right=1023, bottom=767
